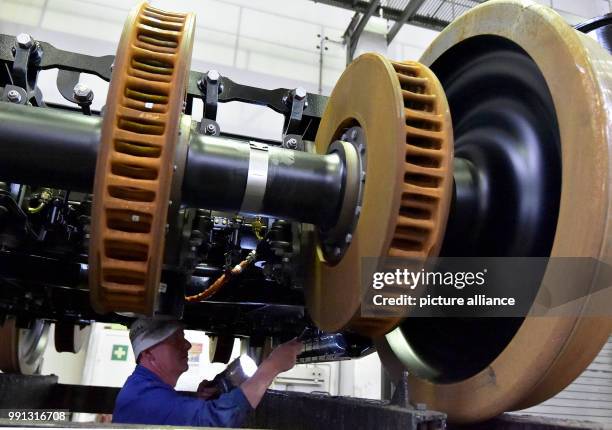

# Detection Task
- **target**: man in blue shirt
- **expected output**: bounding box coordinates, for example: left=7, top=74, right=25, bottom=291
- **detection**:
left=113, top=318, right=302, bottom=427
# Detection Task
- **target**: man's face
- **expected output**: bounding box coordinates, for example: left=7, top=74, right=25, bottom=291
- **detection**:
left=149, top=329, right=192, bottom=377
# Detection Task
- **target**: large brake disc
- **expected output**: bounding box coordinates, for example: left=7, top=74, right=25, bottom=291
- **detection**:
left=377, top=0, right=612, bottom=423
left=305, top=54, right=453, bottom=336
left=0, top=317, right=50, bottom=374
left=89, top=2, right=195, bottom=315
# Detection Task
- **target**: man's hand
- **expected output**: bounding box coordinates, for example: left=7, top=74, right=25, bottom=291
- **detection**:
left=240, top=338, right=303, bottom=409
left=263, top=338, right=303, bottom=374
left=197, top=379, right=220, bottom=400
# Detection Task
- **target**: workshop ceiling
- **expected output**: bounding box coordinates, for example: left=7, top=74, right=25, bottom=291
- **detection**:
left=310, top=0, right=488, bottom=31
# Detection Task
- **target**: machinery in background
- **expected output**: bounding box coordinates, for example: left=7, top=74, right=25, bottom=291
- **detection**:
left=0, top=0, right=611, bottom=424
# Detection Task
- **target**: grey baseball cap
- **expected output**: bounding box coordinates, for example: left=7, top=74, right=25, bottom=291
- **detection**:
left=129, top=318, right=184, bottom=361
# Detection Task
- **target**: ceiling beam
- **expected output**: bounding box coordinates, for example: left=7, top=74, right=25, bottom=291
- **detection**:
left=342, top=0, right=381, bottom=63
left=386, top=0, right=427, bottom=44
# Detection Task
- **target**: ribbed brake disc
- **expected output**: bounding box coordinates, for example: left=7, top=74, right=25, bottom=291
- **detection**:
left=89, top=2, right=195, bottom=315
left=305, top=53, right=453, bottom=337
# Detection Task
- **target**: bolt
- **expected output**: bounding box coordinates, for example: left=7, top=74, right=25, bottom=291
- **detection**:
left=286, top=138, right=298, bottom=149
left=73, top=83, right=93, bottom=102
left=15, top=33, right=33, bottom=49
left=7, top=90, right=21, bottom=103
left=345, top=233, right=352, bottom=243
left=173, top=165, right=177, bottom=172
left=207, top=69, right=220, bottom=83
left=206, top=123, right=216, bottom=134
left=295, top=87, right=307, bottom=100
left=131, top=214, right=140, bottom=223
left=333, top=247, right=342, bottom=257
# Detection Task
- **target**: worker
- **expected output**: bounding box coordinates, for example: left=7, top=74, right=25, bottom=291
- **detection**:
left=112, top=318, right=303, bottom=427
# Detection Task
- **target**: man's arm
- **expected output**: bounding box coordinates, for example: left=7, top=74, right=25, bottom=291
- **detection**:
left=240, top=339, right=302, bottom=408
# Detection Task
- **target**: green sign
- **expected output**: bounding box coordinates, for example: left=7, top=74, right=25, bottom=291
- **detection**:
left=111, top=344, right=128, bottom=361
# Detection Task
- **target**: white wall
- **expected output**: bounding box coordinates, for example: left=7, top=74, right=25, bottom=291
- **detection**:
left=39, top=323, right=89, bottom=385
left=338, top=352, right=382, bottom=399
left=0, top=0, right=439, bottom=95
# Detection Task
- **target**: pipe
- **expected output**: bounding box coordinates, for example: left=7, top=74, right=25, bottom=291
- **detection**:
left=0, top=102, right=346, bottom=226
left=0, top=102, right=100, bottom=192
left=182, top=133, right=345, bottom=226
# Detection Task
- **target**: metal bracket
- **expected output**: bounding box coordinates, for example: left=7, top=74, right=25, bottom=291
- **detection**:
left=1, top=34, right=114, bottom=81
left=10, top=33, right=44, bottom=106
left=56, top=69, right=80, bottom=103
left=186, top=71, right=326, bottom=141
left=282, top=87, right=308, bottom=149
left=198, top=70, right=221, bottom=121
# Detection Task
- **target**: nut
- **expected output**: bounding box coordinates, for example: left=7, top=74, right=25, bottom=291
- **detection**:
left=15, top=33, right=33, bottom=49
left=295, top=87, right=307, bottom=100
left=6, top=90, right=21, bottom=103
left=207, top=70, right=220, bottom=83
left=73, top=83, right=93, bottom=102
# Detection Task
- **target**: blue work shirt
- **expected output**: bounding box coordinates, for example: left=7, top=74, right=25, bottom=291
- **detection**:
left=113, top=365, right=252, bottom=427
